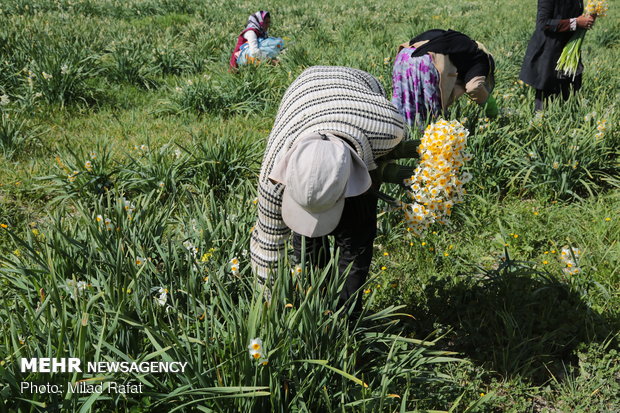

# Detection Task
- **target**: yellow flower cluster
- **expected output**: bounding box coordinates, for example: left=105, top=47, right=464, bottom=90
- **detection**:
left=478, top=117, right=491, bottom=131
left=82, top=151, right=98, bottom=172
left=595, top=118, right=607, bottom=139
left=559, top=246, right=582, bottom=276
left=155, top=287, right=168, bottom=307
left=585, top=0, right=608, bottom=16
left=96, top=215, right=114, bottom=230
left=120, top=197, right=136, bottom=218
left=290, top=264, right=302, bottom=276
left=230, top=257, right=240, bottom=275
left=201, top=247, right=216, bottom=262
left=401, top=119, right=472, bottom=236
left=248, top=338, right=268, bottom=364
left=67, top=170, right=79, bottom=182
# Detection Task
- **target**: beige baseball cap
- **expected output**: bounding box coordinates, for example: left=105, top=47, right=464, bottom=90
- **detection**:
left=268, top=132, right=371, bottom=237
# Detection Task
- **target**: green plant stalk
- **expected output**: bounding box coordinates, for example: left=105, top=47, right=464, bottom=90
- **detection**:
left=556, top=29, right=586, bottom=80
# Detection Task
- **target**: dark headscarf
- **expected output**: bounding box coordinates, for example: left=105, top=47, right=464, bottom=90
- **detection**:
left=410, top=29, right=494, bottom=90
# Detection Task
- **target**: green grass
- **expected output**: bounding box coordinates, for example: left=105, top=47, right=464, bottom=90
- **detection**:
left=1, top=0, right=619, bottom=411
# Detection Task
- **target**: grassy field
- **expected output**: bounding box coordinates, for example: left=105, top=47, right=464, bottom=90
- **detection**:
left=1, top=0, right=619, bottom=411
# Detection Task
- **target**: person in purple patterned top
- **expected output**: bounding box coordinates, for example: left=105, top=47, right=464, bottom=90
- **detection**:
left=392, top=29, right=498, bottom=131
left=392, top=47, right=442, bottom=130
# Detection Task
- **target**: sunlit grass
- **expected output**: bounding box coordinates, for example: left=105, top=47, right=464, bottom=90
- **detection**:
left=0, top=0, right=619, bottom=411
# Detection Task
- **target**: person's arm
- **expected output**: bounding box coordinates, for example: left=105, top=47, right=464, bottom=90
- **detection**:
left=243, top=30, right=266, bottom=58
left=537, top=0, right=566, bottom=32
left=463, top=76, right=499, bottom=117
left=250, top=183, right=290, bottom=280
left=537, top=0, right=592, bottom=32
left=465, top=76, right=489, bottom=104
left=381, top=140, right=420, bottom=161
left=372, top=138, right=419, bottom=186
left=557, top=16, right=594, bottom=32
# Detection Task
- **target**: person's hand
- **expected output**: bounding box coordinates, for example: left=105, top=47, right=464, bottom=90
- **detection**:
left=380, top=163, right=415, bottom=185
left=383, top=139, right=420, bottom=160
left=576, top=15, right=595, bottom=30
left=370, top=161, right=415, bottom=186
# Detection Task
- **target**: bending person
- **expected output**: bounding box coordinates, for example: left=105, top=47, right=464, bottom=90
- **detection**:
left=392, top=29, right=497, bottom=130
left=250, top=66, right=418, bottom=315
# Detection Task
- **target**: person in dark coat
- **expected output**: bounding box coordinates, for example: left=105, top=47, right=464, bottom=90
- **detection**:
left=519, top=0, right=596, bottom=111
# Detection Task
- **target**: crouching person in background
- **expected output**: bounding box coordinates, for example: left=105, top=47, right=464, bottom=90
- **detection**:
left=250, top=66, right=419, bottom=317
left=229, top=10, right=284, bottom=71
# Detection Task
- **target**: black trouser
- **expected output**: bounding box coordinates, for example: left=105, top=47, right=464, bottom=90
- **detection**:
left=535, top=74, right=582, bottom=111
left=292, top=191, right=377, bottom=315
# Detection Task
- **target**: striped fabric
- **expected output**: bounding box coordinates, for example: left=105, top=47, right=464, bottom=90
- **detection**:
left=250, top=66, right=407, bottom=278
left=245, top=11, right=269, bottom=38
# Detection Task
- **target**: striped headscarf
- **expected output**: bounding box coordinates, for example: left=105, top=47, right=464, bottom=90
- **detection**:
left=244, top=11, right=270, bottom=38
left=250, top=66, right=407, bottom=279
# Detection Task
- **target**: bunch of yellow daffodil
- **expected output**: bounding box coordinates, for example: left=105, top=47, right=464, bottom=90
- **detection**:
left=556, top=0, right=608, bottom=79
left=401, top=119, right=472, bottom=237
left=559, top=246, right=582, bottom=276
left=585, top=0, right=608, bottom=16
